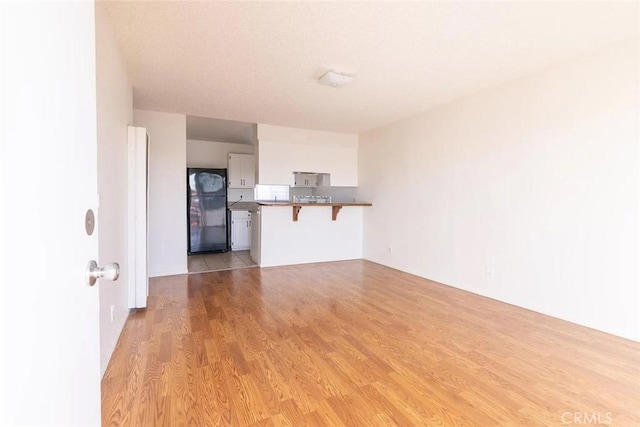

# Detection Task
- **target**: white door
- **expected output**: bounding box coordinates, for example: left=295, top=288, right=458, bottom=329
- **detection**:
left=1, top=2, right=102, bottom=425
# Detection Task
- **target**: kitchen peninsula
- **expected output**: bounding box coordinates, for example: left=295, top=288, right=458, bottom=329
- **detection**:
left=251, top=202, right=371, bottom=267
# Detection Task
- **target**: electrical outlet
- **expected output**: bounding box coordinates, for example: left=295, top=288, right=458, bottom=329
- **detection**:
left=486, top=267, right=494, bottom=280
left=388, top=246, right=393, bottom=254
left=110, top=305, right=114, bottom=322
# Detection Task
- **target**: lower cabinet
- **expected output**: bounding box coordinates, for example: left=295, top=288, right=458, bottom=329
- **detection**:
left=230, top=210, right=251, bottom=251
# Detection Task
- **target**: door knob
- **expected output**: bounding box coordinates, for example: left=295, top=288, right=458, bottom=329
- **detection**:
left=85, top=260, right=120, bottom=286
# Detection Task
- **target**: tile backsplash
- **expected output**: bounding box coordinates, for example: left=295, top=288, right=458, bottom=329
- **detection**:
left=244, top=184, right=358, bottom=203
left=254, top=184, right=290, bottom=201
left=313, top=186, right=357, bottom=203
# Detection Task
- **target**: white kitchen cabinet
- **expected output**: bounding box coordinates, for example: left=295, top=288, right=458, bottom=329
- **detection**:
left=293, top=172, right=317, bottom=187
left=230, top=210, right=251, bottom=250
left=250, top=211, right=261, bottom=265
left=228, top=153, right=255, bottom=188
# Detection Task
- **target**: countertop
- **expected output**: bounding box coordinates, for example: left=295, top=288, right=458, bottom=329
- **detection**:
left=227, top=201, right=260, bottom=211
left=257, top=201, right=372, bottom=207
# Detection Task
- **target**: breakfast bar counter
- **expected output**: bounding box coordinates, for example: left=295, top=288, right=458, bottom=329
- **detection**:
left=258, top=201, right=372, bottom=221
left=254, top=202, right=371, bottom=267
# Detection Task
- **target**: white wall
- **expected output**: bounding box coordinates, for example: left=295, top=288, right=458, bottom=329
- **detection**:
left=187, top=139, right=255, bottom=201
left=259, top=206, right=363, bottom=267
left=257, top=124, right=358, bottom=186
left=187, top=139, right=254, bottom=167
left=359, top=40, right=640, bottom=341
left=133, top=110, right=187, bottom=277
left=95, top=4, right=133, bottom=376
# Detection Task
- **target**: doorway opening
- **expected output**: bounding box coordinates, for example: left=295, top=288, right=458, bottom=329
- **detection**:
left=187, top=251, right=257, bottom=273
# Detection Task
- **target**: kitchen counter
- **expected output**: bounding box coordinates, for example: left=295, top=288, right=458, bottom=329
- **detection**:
left=254, top=201, right=292, bottom=206
left=257, top=202, right=366, bottom=268
left=227, top=201, right=259, bottom=212
left=257, top=202, right=372, bottom=207
left=258, top=201, right=372, bottom=222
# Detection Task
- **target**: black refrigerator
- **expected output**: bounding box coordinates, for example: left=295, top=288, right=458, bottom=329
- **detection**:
left=187, top=168, right=229, bottom=254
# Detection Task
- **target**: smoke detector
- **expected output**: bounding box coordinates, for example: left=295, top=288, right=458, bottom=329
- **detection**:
left=318, top=70, right=355, bottom=88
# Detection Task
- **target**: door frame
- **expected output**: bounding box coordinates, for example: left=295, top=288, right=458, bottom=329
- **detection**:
left=128, top=126, right=149, bottom=308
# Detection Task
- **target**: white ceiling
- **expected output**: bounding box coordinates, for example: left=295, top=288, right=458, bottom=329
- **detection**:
left=103, top=1, right=638, bottom=134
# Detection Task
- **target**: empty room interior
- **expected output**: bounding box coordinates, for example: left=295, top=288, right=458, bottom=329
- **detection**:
left=4, top=1, right=638, bottom=425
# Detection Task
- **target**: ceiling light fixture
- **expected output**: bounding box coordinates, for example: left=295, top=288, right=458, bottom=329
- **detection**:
left=318, top=70, right=355, bottom=88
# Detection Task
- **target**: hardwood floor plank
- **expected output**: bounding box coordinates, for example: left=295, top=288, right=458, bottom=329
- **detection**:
left=237, top=373, right=272, bottom=424
left=303, top=410, right=328, bottom=427
left=247, top=359, right=282, bottom=414
left=358, top=383, right=416, bottom=426
left=102, top=260, right=640, bottom=425
left=325, top=394, right=374, bottom=426
left=372, top=375, right=451, bottom=425
left=209, top=361, right=235, bottom=425
left=311, top=399, right=347, bottom=427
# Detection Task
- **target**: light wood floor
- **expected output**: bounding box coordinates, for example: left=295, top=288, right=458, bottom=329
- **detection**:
left=102, top=260, right=640, bottom=426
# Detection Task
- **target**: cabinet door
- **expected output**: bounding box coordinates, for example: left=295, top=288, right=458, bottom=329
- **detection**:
left=241, top=154, right=255, bottom=188
left=306, top=174, right=317, bottom=187
left=228, top=154, right=243, bottom=188
left=231, top=218, right=251, bottom=250
left=228, top=153, right=255, bottom=188
left=231, top=211, right=250, bottom=250
left=294, top=173, right=317, bottom=187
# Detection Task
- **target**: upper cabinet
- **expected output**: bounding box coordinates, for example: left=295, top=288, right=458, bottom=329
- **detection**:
left=228, top=153, right=255, bottom=188
left=257, top=125, right=358, bottom=187
left=293, top=172, right=318, bottom=187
